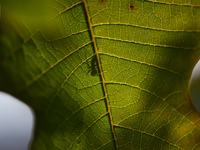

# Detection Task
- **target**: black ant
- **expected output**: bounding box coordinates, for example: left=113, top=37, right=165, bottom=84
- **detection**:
left=86, top=56, right=99, bottom=76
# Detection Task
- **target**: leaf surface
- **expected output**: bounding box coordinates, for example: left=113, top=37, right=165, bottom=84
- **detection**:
left=1, top=0, right=200, bottom=149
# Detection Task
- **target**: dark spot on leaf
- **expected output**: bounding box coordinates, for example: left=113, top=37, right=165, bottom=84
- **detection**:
left=129, top=4, right=136, bottom=11
left=99, top=0, right=107, bottom=4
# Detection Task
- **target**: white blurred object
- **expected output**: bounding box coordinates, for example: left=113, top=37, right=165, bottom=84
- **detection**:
left=0, top=91, right=35, bottom=150
left=190, top=60, right=200, bottom=112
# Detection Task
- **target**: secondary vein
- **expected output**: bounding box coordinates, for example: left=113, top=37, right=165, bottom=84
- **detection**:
left=82, top=0, right=118, bottom=149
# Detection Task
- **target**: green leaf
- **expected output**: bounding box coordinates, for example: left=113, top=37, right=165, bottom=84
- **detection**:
left=1, top=0, right=200, bottom=149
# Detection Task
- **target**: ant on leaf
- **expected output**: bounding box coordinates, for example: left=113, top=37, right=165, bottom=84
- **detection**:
left=86, top=56, right=99, bottom=76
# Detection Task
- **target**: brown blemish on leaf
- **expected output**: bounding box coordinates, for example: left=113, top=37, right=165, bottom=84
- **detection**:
left=99, top=0, right=107, bottom=4
left=129, top=3, right=136, bottom=11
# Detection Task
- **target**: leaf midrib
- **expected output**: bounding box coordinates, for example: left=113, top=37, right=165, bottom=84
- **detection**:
left=82, top=0, right=118, bottom=149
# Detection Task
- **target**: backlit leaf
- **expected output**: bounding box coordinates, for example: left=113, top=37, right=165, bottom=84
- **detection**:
left=1, top=0, right=200, bottom=149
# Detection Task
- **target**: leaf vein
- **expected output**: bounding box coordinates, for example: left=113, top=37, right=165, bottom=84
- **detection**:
left=56, top=97, right=105, bottom=130
left=18, top=41, right=92, bottom=92
left=95, top=36, right=198, bottom=50
left=82, top=0, right=118, bottom=149
left=99, top=52, right=180, bottom=75
left=113, top=124, right=184, bottom=150
left=93, top=23, right=200, bottom=33
left=67, top=112, right=108, bottom=150
left=106, top=81, right=200, bottom=131
left=145, top=0, right=200, bottom=7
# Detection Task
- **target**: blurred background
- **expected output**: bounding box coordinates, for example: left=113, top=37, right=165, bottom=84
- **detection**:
left=190, top=60, right=200, bottom=112
left=0, top=92, right=34, bottom=150
left=0, top=60, right=200, bottom=150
